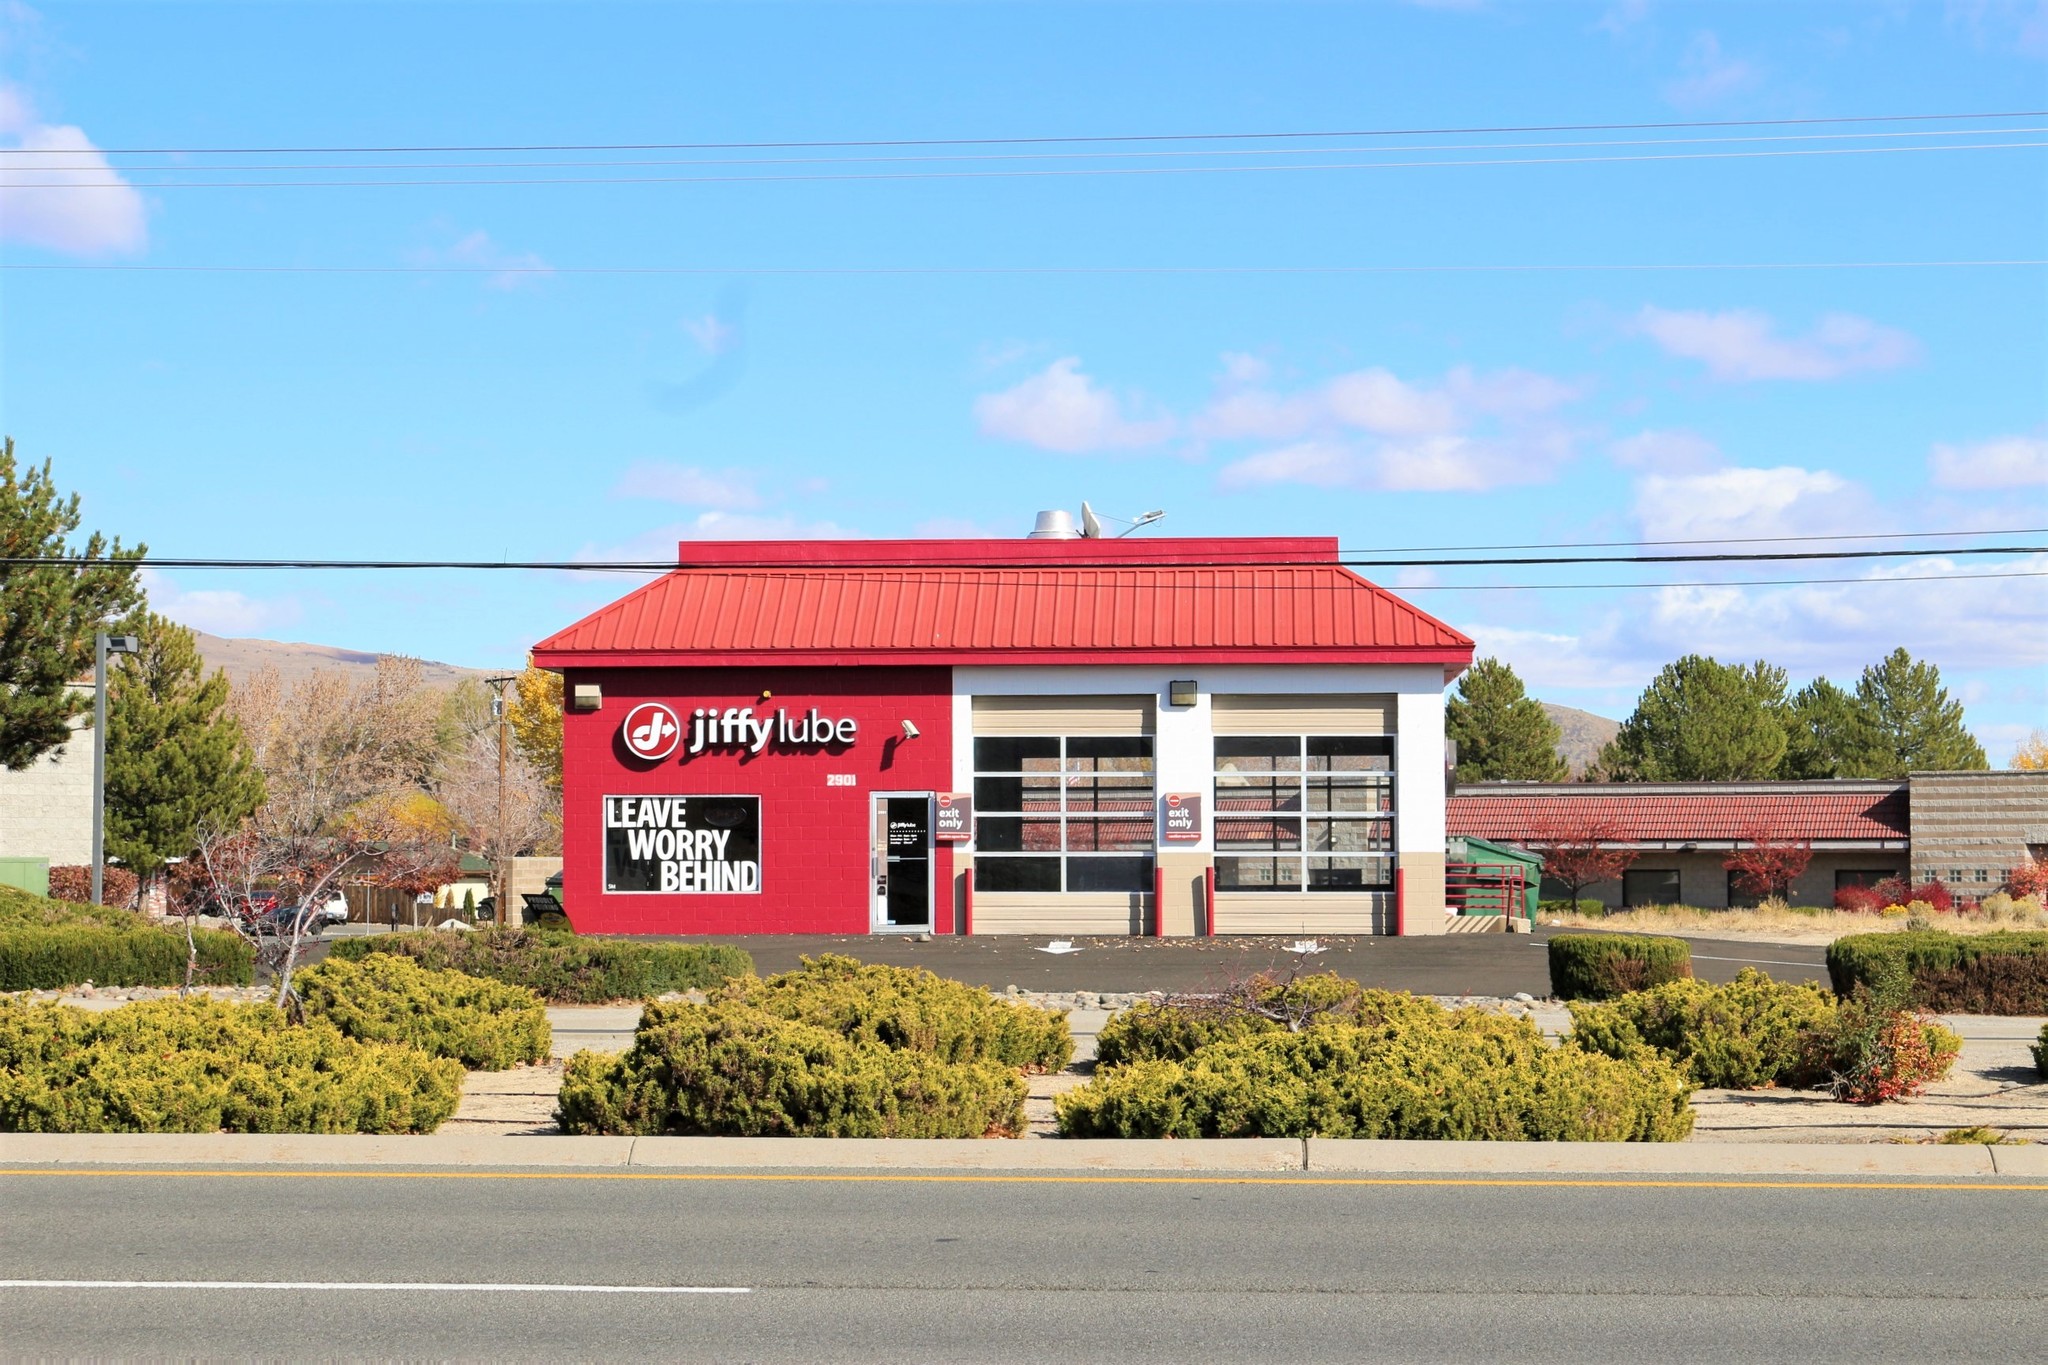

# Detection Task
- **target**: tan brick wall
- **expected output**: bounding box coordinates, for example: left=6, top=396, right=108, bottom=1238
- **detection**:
left=0, top=719, right=93, bottom=865
left=1400, top=851, right=1446, bottom=934
left=1907, top=771, right=2048, bottom=891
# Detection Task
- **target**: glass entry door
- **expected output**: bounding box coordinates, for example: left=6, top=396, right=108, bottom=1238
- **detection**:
left=871, top=793, right=933, bottom=932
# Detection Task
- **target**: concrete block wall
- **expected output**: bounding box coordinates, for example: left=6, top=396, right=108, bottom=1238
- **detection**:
left=1908, top=771, right=2048, bottom=895
left=0, top=720, right=93, bottom=866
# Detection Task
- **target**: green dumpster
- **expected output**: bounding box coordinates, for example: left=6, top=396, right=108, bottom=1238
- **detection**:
left=1446, top=836, right=1541, bottom=926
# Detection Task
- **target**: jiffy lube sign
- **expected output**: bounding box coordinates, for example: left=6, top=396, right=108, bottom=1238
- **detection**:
left=619, top=701, right=858, bottom=762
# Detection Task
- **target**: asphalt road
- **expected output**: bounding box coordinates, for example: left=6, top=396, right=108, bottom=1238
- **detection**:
left=3, top=1167, right=2040, bottom=1361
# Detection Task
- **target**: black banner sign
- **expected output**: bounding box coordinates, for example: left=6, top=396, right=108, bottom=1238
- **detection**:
left=604, top=795, right=762, bottom=894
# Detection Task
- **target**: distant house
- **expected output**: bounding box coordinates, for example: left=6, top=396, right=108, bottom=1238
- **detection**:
left=1447, top=771, right=2047, bottom=909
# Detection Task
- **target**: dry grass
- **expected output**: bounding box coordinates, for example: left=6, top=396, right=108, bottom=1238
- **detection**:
left=1542, top=900, right=2048, bottom=946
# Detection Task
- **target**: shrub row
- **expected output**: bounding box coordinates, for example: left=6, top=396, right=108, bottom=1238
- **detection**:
left=1547, top=933, right=1693, bottom=1000
left=1094, top=976, right=1441, bottom=1067
left=0, top=924, right=253, bottom=991
left=46, top=864, right=139, bottom=909
left=0, top=997, right=464, bottom=1133
left=1058, top=1007, right=1694, bottom=1142
left=722, top=954, right=1071, bottom=1072
left=1826, top=930, right=2048, bottom=1015
left=2034, top=1023, right=2047, bottom=1080
left=1566, top=969, right=1837, bottom=1089
left=0, top=885, right=150, bottom=932
left=328, top=927, right=753, bottom=1003
left=296, top=954, right=551, bottom=1070
left=557, top=1002, right=1027, bottom=1138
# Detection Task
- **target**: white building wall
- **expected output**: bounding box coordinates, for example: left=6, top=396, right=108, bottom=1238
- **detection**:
left=0, top=715, right=94, bottom=865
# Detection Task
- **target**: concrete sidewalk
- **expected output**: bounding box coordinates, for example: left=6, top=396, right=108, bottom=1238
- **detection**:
left=3, top=1132, right=2043, bottom=1177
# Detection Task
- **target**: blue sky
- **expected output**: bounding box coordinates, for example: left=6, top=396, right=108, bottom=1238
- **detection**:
left=2, top=1, right=2044, bottom=755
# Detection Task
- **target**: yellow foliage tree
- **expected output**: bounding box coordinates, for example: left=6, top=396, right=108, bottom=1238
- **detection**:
left=2013, top=730, right=2048, bottom=771
left=508, top=664, right=563, bottom=793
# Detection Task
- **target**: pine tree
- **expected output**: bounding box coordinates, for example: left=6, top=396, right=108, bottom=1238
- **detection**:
left=1839, top=647, right=1987, bottom=776
left=104, top=610, right=266, bottom=877
left=1778, top=677, right=1869, bottom=779
left=0, top=437, right=146, bottom=769
left=1598, top=655, right=1790, bottom=781
left=1445, top=657, right=1568, bottom=782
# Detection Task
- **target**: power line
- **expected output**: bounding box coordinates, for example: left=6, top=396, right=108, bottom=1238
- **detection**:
left=11, top=138, right=2046, bottom=189
left=7, top=544, right=2041, bottom=572
left=1397, top=569, right=2048, bottom=591
left=1362, top=527, right=2048, bottom=556
left=26, top=123, right=2048, bottom=173
left=9, top=259, right=2044, bottom=278
left=14, top=108, right=2042, bottom=155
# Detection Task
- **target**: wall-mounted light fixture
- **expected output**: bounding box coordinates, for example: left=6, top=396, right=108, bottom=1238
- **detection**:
left=570, top=683, right=603, bottom=712
left=760, top=689, right=774, bottom=702
left=1168, top=680, right=1198, bottom=708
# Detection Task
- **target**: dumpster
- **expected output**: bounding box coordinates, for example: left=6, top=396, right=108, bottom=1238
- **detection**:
left=1445, top=836, right=1541, bottom=927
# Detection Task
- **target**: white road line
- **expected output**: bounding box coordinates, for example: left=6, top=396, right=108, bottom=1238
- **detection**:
left=0, top=1280, right=749, bottom=1295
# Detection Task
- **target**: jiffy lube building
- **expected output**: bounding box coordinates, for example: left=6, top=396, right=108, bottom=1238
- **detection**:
left=532, top=527, right=1474, bottom=936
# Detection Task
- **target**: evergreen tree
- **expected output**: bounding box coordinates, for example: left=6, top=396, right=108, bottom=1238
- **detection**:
left=0, top=437, right=146, bottom=769
left=1778, top=677, right=1868, bottom=779
left=1445, top=657, right=1568, bottom=782
left=1839, top=647, right=1987, bottom=776
left=104, top=610, right=266, bottom=877
left=1598, top=655, right=1790, bottom=781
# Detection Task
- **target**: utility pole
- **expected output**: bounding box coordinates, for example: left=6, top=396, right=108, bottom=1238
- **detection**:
left=91, top=631, right=141, bottom=906
left=487, top=675, right=516, bottom=922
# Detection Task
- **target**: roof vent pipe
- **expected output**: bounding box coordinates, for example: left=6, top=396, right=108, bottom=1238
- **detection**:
left=1028, top=509, right=1078, bottom=539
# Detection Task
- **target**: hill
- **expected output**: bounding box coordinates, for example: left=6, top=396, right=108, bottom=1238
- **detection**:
left=193, top=633, right=497, bottom=690
left=1543, top=702, right=1620, bottom=776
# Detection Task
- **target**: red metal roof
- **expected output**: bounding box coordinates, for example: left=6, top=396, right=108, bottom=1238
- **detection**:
left=533, top=537, right=1474, bottom=667
left=1447, top=783, right=1909, bottom=845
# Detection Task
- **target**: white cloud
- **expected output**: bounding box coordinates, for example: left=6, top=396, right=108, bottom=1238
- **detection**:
left=141, top=569, right=300, bottom=638
left=0, top=82, right=146, bottom=256
left=1217, top=441, right=1371, bottom=491
left=1324, top=368, right=1460, bottom=436
left=683, top=313, right=739, bottom=356
left=611, top=462, right=762, bottom=510
left=974, top=357, right=1175, bottom=453
left=1633, top=465, right=1866, bottom=542
left=1946, top=0, right=2048, bottom=57
left=1635, top=306, right=1920, bottom=381
left=1611, top=428, right=1723, bottom=474
left=410, top=227, right=552, bottom=289
left=1930, top=433, right=2048, bottom=489
left=1663, top=31, right=1762, bottom=108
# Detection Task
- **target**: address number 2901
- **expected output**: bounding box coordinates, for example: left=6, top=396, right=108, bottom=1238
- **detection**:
left=825, top=773, right=857, bottom=787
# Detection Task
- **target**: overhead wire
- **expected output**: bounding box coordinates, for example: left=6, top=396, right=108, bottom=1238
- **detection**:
left=8, top=259, right=2044, bottom=277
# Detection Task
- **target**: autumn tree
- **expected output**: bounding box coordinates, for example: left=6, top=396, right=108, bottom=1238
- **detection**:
left=1527, top=812, right=1638, bottom=904
left=434, top=726, right=559, bottom=892
left=1724, top=826, right=1814, bottom=904
left=1446, top=657, right=1568, bottom=782
left=104, top=610, right=266, bottom=880
left=1836, top=647, right=1987, bottom=776
left=506, top=663, right=563, bottom=793
left=0, top=437, right=145, bottom=769
left=2013, top=730, right=2048, bottom=771
left=1598, top=655, right=1789, bottom=781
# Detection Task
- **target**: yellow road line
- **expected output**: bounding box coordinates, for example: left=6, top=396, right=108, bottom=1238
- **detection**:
left=1, top=1169, right=2043, bottom=1192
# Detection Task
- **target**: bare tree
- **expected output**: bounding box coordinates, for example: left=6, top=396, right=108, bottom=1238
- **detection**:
left=434, top=726, right=559, bottom=909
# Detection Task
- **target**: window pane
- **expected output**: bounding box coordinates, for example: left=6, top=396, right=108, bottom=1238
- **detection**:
left=1068, top=817, right=1155, bottom=853
left=1067, top=856, right=1155, bottom=893
left=1064, top=775, right=1153, bottom=813
left=974, top=856, right=1061, bottom=892
left=1307, top=856, right=1392, bottom=890
left=1214, top=736, right=1301, bottom=772
left=1307, top=776, right=1393, bottom=813
left=1215, top=856, right=1304, bottom=890
left=1307, top=736, right=1393, bottom=771
left=974, top=817, right=1062, bottom=853
left=1066, top=736, right=1153, bottom=772
left=974, top=737, right=1059, bottom=771
left=1623, top=869, right=1681, bottom=908
left=1215, top=816, right=1303, bottom=851
left=1307, top=818, right=1392, bottom=853
left=1214, top=774, right=1302, bottom=812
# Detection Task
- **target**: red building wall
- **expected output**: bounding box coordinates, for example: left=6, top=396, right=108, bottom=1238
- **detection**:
left=559, top=665, right=955, bottom=935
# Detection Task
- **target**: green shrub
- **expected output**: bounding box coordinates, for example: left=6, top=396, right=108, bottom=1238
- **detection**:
left=1094, top=975, right=1443, bottom=1066
left=2033, top=1022, right=2046, bottom=1079
left=724, top=955, right=1071, bottom=1071
left=1539, top=898, right=1608, bottom=917
left=1058, top=1010, right=1693, bottom=1142
left=1565, top=969, right=1836, bottom=1088
left=1826, top=931, right=2048, bottom=1014
left=295, top=954, right=550, bottom=1070
left=328, top=927, right=752, bottom=1003
left=0, top=997, right=464, bottom=1133
left=556, top=1001, right=1025, bottom=1138
left=1547, top=933, right=1692, bottom=1000
left=0, top=885, right=147, bottom=931
left=0, top=924, right=253, bottom=991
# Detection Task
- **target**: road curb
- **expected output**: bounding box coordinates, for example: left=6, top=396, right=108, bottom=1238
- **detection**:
left=3, top=1132, right=2042, bottom=1177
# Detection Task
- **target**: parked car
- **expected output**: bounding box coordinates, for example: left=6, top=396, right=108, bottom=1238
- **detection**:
left=247, top=894, right=348, bottom=937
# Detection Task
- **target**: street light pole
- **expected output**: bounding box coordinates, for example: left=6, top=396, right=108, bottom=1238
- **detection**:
left=91, top=631, right=141, bottom=906
left=487, top=676, right=516, bottom=922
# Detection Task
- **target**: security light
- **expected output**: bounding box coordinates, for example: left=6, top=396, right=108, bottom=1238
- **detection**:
left=1168, top=680, right=1197, bottom=708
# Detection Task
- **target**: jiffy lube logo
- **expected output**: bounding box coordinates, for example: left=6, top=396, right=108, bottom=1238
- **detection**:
left=689, top=705, right=857, bottom=755
left=620, top=702, right=683, bottom=761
